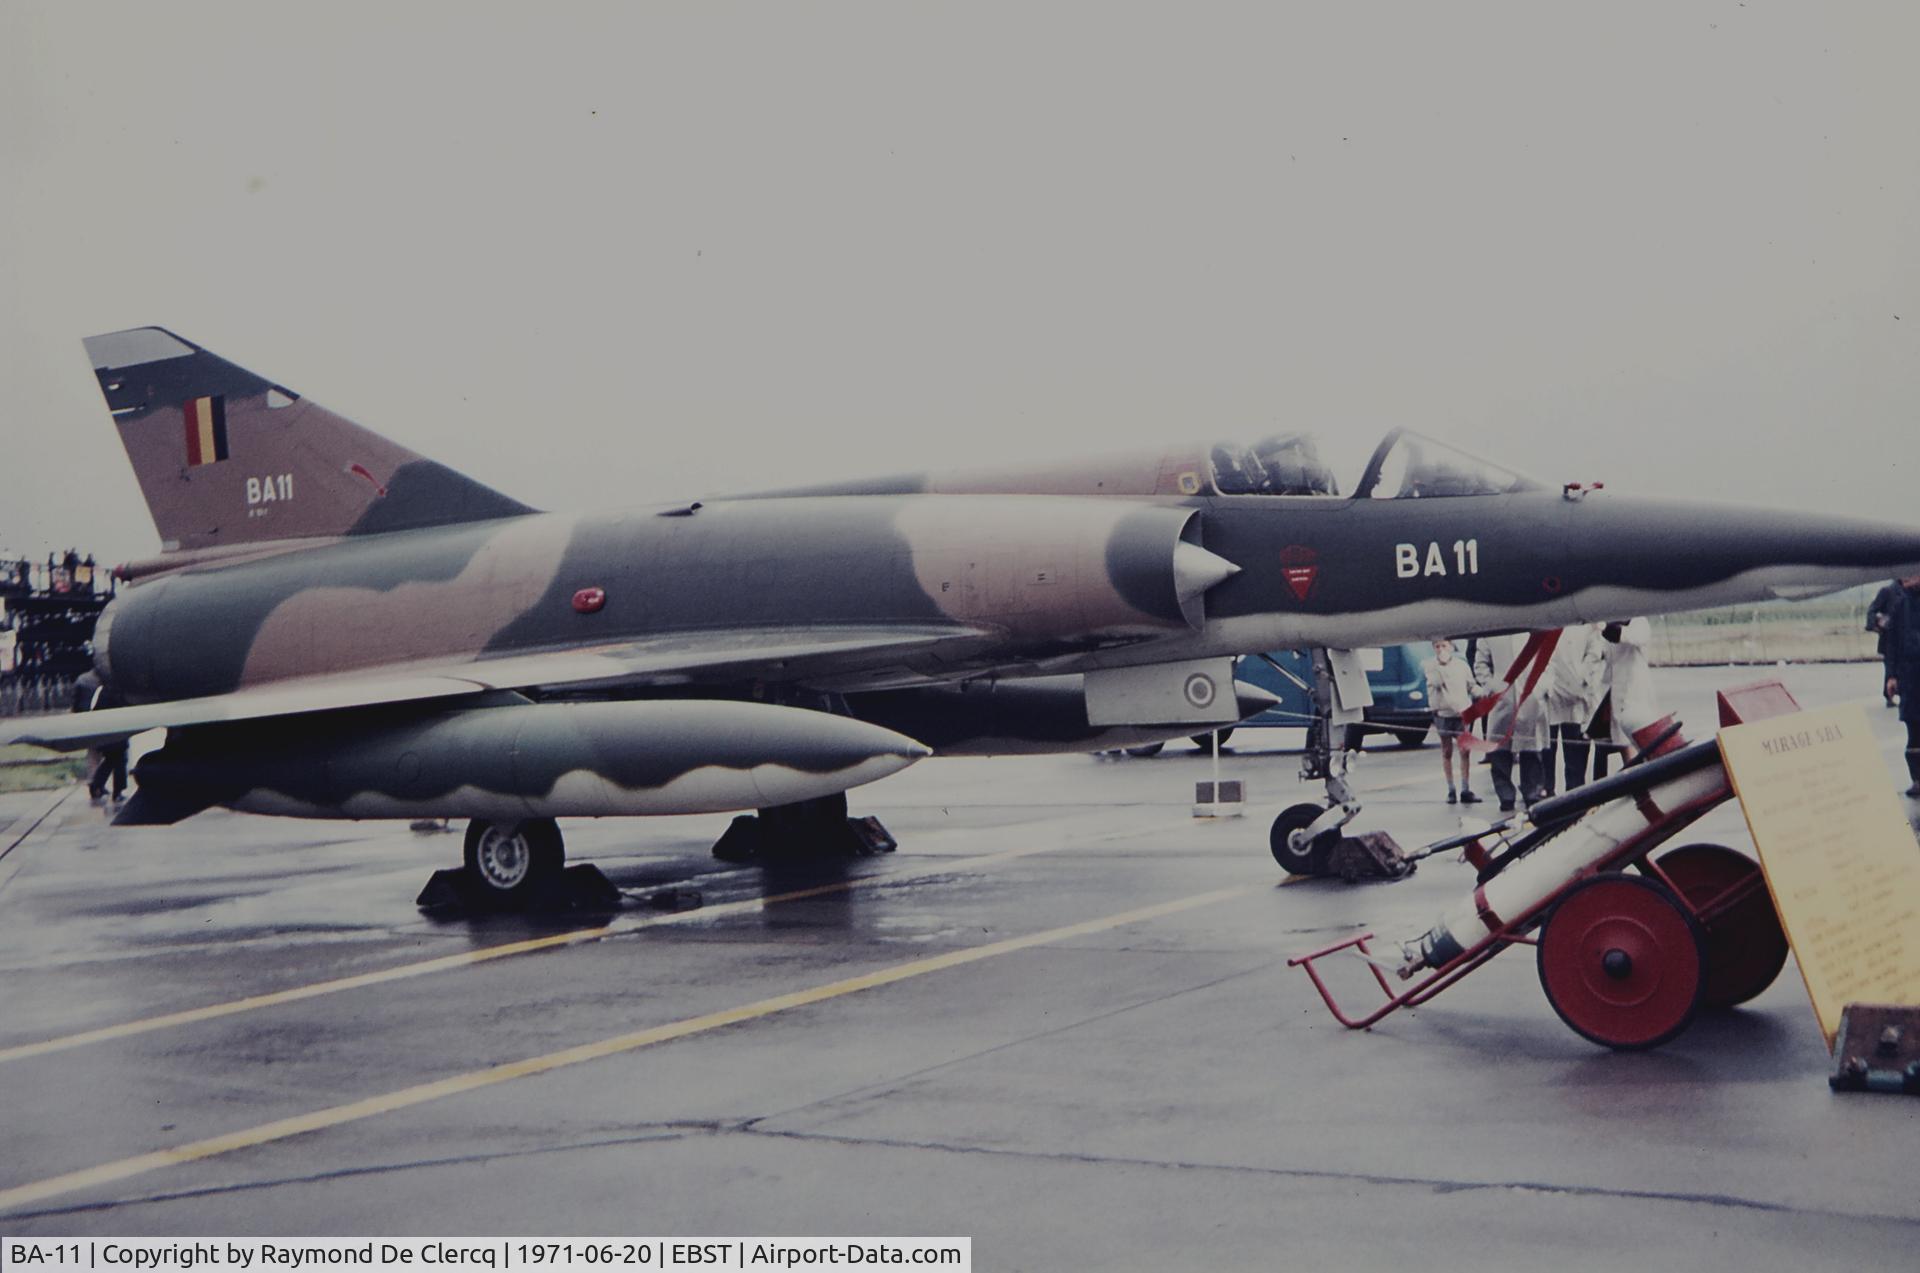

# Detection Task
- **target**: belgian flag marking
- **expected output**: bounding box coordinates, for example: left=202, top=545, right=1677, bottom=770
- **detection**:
left=183, top=396, right=229, bottom=466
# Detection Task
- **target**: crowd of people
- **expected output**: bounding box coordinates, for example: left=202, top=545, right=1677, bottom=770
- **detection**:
left=1, top=550, right=103, bottom=598
left=1421, top=619, right=1657, bottom=813
left=1, top=549, right=115, bottom=718
left=1424, top=580, right=1920, bottom=808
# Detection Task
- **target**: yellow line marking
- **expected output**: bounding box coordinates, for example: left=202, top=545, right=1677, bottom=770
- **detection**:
left=0, top=788, right=79, bottom=900
left=0, top=821, right=1165, bottom=1066
left=0, top=881, right=828, bottom=1066
left=1, top=786, right=76, bottom=862
left=0, top=882, right=1257, bottom=1214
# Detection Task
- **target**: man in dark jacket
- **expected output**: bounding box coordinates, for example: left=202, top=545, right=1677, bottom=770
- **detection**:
left=1881, top=575, right=1920, bottom=795
left=70, top=670, right=128, bottom=803
left=1867, top=581, right=1899, bottom=707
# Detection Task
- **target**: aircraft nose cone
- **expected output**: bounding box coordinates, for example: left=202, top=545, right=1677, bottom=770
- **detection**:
left=1756, top=508, right=1920, bottom=574
left=1565, top=496, right=1920, bottom=617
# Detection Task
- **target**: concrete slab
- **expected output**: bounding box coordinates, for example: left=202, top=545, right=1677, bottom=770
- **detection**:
left=0, top=663, right=1914, bottom=1269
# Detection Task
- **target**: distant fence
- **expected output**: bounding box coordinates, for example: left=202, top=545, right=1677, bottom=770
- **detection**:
left=1648, top=593, right=1881, bottom=666
left=0, top=672, right=79, bottom=719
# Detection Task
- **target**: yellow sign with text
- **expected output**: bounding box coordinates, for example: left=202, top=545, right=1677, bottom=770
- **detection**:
left=1719, top=702, right=1920, bottom=1045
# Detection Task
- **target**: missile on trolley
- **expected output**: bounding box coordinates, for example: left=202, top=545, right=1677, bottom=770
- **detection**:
left=121, top=699, right=930, bottom=824
left=1395, top=719, right=1721, bottom=978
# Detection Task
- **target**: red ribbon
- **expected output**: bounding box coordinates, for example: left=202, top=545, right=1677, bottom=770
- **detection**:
left=1457, top=629, right=1563, bottom=754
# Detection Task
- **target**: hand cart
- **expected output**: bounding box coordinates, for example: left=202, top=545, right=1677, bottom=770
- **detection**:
left=1288, top=681, right=1798, bottom=1049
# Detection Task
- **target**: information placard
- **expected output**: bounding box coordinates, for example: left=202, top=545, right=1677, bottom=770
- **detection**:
left=1719, top=702, right=1920, bottom=1045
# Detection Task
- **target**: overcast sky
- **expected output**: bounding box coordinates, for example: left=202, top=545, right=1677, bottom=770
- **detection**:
left=3, top=2, right=1916, bottom=566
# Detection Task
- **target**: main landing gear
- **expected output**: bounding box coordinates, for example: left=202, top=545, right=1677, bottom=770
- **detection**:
left=416, top=817, right=620, bottom=914
left=710, top=792, right=898, bottom=864
left=464, top=818, right=564, bottom=901
left=411, top=790, right=902, bottom=912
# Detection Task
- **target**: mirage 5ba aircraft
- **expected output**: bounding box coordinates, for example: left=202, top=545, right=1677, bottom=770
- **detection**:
left=12, top=326, right=1920, bottom=904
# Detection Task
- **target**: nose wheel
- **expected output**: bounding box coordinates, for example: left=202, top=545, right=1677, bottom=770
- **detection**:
left=1270, top=802, right=1339, bottom=876
left=1537, top=874, right=1706, bottom=1050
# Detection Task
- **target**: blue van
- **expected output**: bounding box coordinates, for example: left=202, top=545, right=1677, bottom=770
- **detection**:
left=1233, top=643, right=1435, bottom=748
left=1124, top=644, right=1434, bottom=755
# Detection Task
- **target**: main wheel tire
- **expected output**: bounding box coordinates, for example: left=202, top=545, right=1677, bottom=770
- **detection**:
left=1394, top=722, right=1431, bottom=749
left=1123, top=742, right=1165, bottom=758
left=1269, top=802, right=1336, bottom=876
left=1537, top=874, right=1705, bottom=1050
left=463, top=818, right=564, bottom=904
left=1189, top=727, right=1235, bottom=751
left=1652, top=843, right=1788, bottom=1009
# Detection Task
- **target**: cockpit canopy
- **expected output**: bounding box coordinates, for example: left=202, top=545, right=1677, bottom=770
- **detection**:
left=1206, top=428, right=1542, bottom=500
left=1208, top=433, right=1341, bottom=496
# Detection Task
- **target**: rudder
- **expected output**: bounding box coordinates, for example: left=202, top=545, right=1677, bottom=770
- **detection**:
left=85, top=326, right=534, bottom=555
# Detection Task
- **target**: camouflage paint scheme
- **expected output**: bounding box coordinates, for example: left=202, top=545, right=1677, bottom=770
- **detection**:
left=134, top=698, right=931, bottom=822
left=15, top=326, right=1920, bottom=830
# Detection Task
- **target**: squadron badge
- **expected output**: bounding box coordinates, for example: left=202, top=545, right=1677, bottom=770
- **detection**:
left=1280, top=545, right=1319, bottom=601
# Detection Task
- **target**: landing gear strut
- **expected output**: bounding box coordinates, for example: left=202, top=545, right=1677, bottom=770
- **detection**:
left=711, top=792, right=898, bottom=864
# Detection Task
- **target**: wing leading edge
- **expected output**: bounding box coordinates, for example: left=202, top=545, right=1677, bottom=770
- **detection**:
left=8, top=623, right=992, bottom=751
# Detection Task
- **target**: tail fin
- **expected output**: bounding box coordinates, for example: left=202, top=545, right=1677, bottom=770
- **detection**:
left=84, top=326, right=535, bottom=555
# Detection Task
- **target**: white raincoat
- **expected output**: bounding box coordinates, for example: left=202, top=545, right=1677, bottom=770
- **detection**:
left=1471, top=632, right=1557, bottom=751
left=1542, top=625, right=1606, bottom=729
left=1599, top=617, right=1658, bottom=746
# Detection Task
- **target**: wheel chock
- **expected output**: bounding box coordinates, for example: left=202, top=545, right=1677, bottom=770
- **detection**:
left=1327, top=831, right=1417, bottom=883
left=710, top=815, right=766, bottom=863
left=848, top=815, right=898, bottom=855
left=415, top=863, right=623, bottom=915
left=710, top=814, right=897, bottom=862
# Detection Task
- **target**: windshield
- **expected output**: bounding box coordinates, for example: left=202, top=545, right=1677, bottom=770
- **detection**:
left=1353, top=429, right=1541, bottom=499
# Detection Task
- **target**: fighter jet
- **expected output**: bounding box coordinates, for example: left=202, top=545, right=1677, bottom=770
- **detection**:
left=11, top=326, right=1920, bottom=905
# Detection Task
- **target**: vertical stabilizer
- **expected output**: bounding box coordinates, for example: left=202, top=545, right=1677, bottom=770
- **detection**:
left=85, top=327, right=534, bottom=554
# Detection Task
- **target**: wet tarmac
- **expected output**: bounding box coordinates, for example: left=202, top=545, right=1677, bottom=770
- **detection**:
left=0, top=664, right=1915, bottom=1269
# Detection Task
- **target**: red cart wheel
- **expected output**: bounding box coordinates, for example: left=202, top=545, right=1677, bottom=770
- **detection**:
left=1537, top=875, right=1705, bottom=1050
left=1652, top=843, right=1787, bottom=1010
